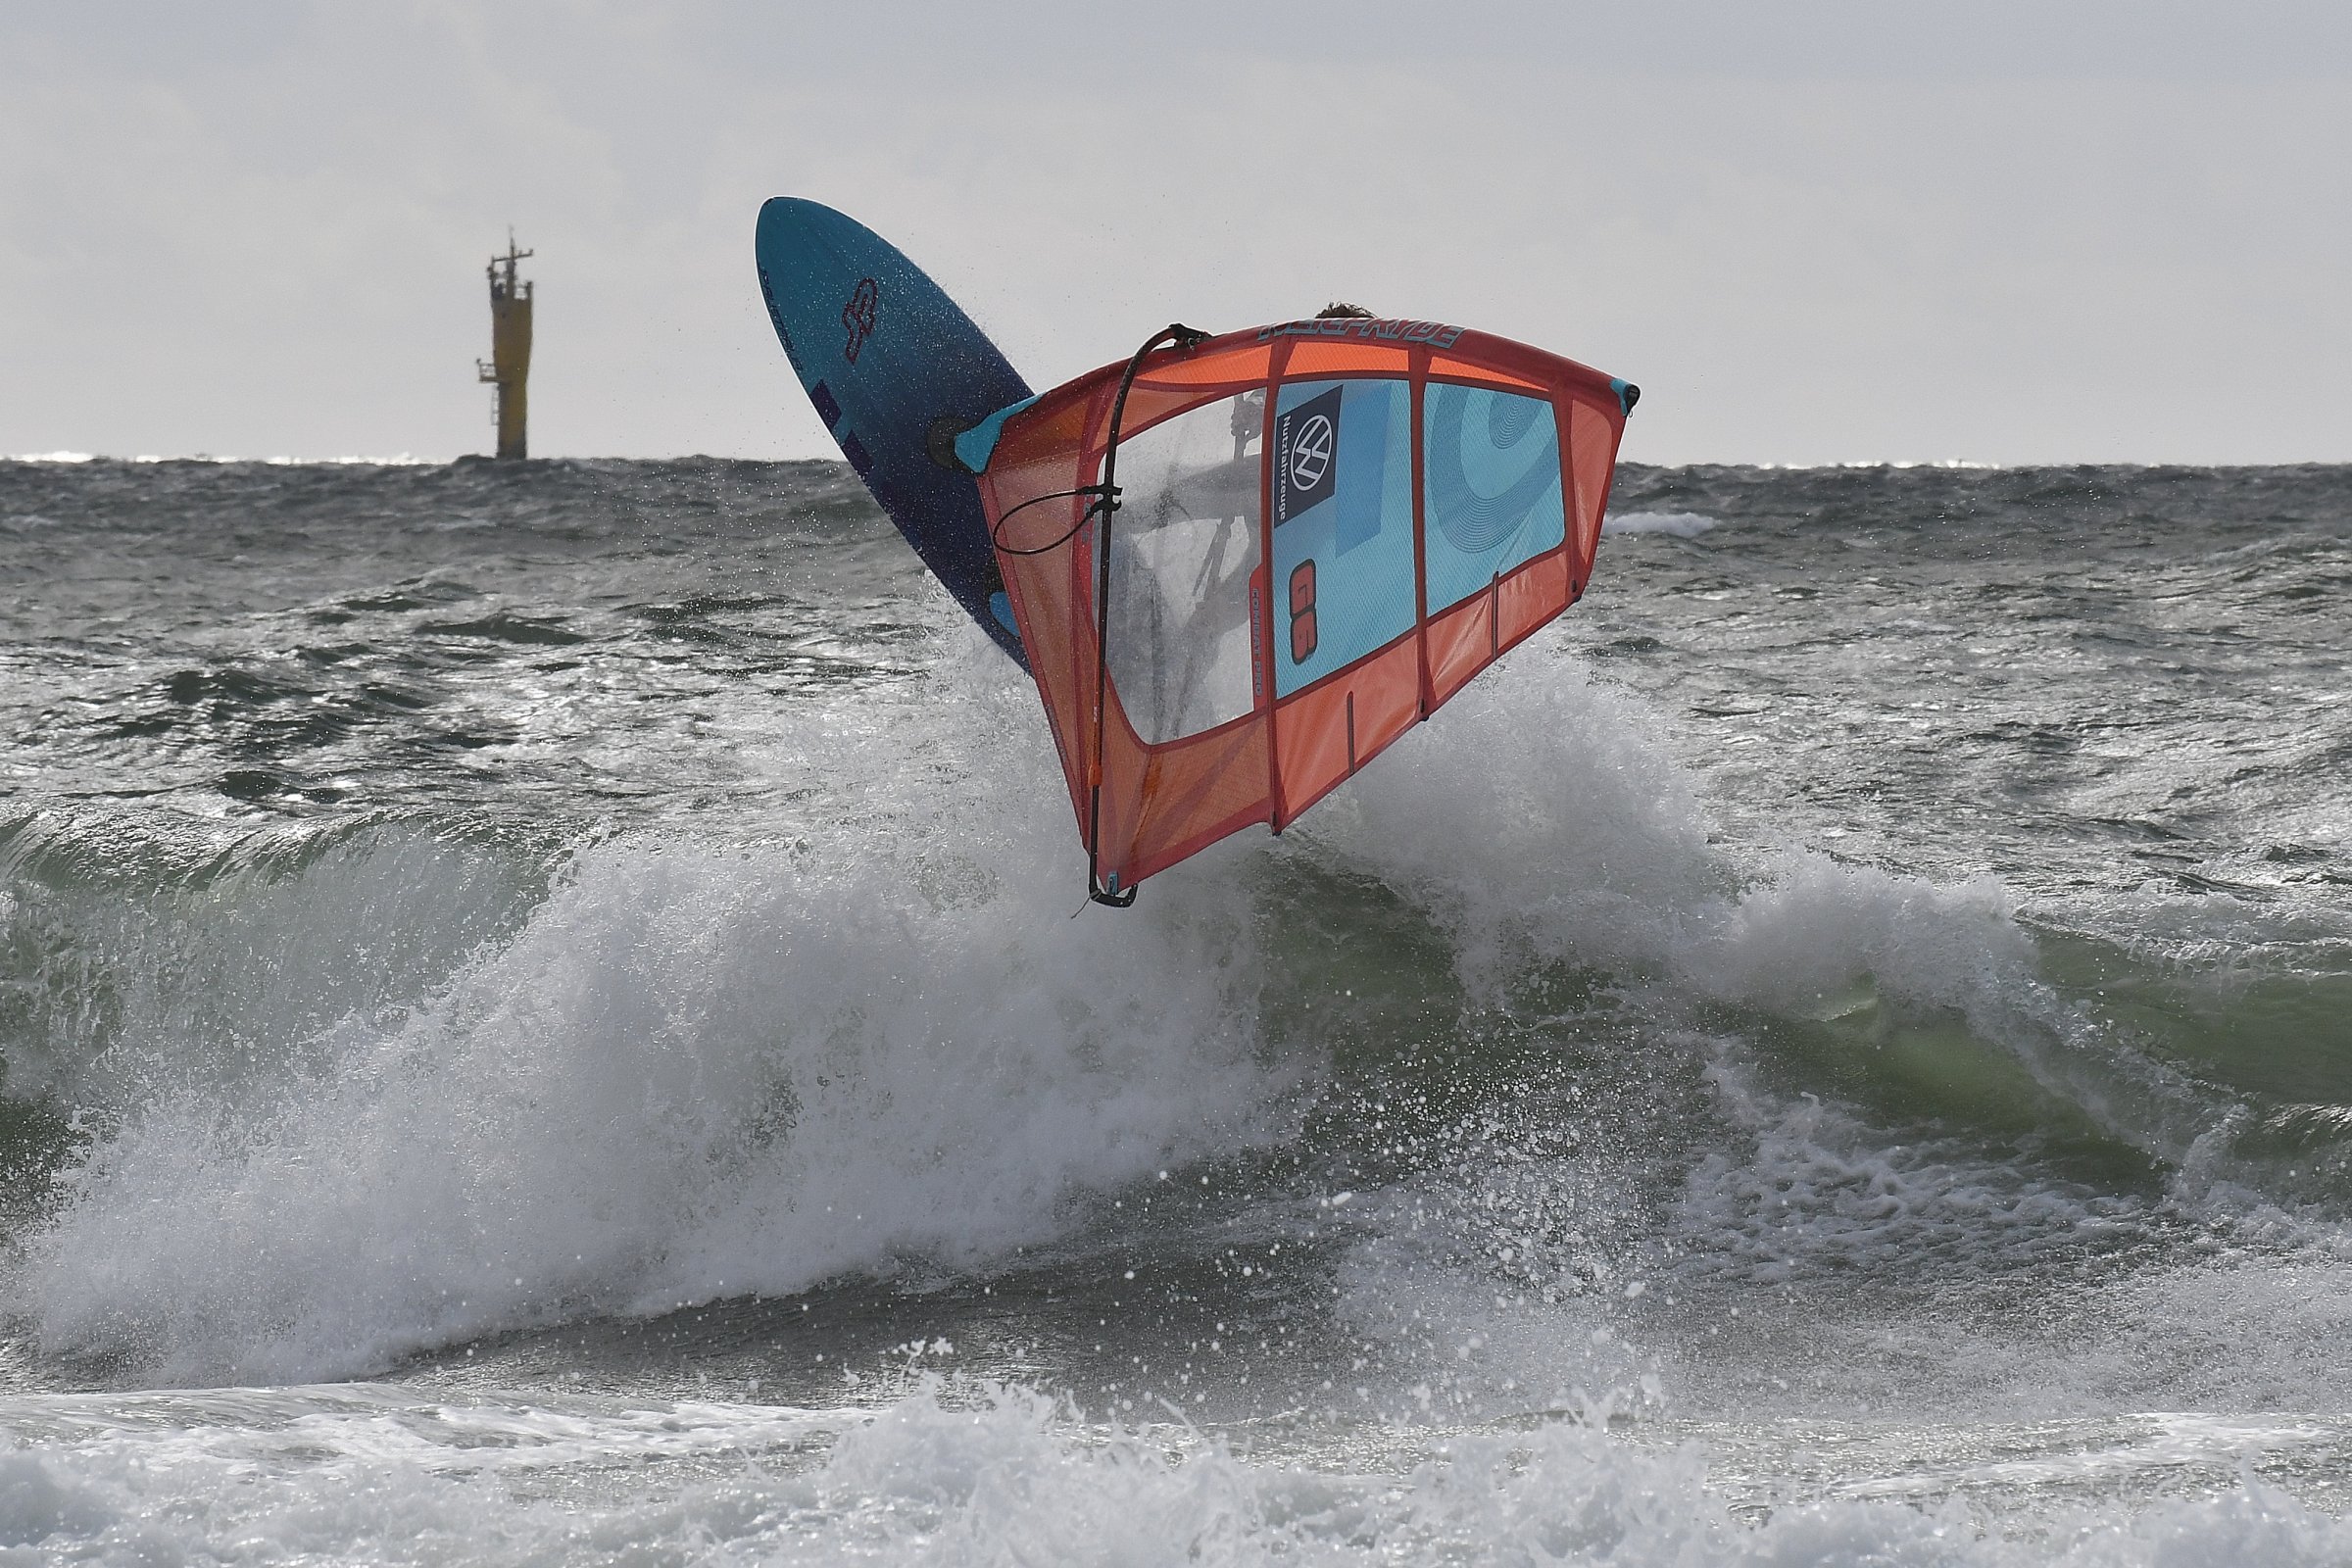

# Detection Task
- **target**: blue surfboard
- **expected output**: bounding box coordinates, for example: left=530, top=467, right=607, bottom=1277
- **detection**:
left=755, top=198, right=1032, bottom=665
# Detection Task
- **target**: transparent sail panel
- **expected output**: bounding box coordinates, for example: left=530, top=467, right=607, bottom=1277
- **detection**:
left=1103, top=392, right=1264, bottom=745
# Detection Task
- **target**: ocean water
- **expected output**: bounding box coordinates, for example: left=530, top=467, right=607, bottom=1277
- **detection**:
left=1, top=454, right=2347, bottom=1564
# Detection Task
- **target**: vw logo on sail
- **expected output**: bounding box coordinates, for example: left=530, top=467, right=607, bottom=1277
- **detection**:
left=1288, top=414, right=1333, bottom=492
left=1275, top=388, right=1344, bottom=523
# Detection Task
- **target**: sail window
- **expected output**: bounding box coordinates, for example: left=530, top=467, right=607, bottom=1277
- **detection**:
left=1103, top=392, right=1264, bottom=744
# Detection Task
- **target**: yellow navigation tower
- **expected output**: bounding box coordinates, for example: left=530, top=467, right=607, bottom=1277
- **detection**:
left=476, top=234, right=534, bottom=459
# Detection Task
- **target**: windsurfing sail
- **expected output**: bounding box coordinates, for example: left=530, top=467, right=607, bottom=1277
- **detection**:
left=958, top=316, right=1637, bottom=903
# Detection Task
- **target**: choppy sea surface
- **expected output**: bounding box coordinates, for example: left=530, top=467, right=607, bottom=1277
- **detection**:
left=1, top=454, right=2348, bottom=1564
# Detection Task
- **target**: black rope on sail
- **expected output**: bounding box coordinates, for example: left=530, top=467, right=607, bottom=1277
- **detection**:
left=1083, top=322, right=1209, bottom=908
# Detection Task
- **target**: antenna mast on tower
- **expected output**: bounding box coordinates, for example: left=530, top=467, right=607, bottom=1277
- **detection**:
left=476, top=232, right=534, bottom=460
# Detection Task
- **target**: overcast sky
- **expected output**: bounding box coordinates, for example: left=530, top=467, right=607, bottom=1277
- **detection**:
left=4, top=2, right=2347, bottom=465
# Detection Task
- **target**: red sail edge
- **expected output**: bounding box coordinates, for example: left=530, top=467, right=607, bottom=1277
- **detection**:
left=976, top=320, right=1631, bottom=895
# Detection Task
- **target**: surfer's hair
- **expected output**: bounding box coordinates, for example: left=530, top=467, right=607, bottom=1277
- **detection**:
left=1315, top=302, right=1374, bottom=319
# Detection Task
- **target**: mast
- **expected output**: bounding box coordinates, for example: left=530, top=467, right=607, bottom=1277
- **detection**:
left=476, top=232, right=534, bottom=460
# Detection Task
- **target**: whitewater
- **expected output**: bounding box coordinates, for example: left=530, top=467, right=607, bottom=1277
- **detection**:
left=1, top=455, right=2347, bottom=1563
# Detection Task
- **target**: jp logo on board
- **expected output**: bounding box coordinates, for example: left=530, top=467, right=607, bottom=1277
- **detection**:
left=842, top=278, right=880, bottom=363
left=1275, top=387, right=1342, bottom=524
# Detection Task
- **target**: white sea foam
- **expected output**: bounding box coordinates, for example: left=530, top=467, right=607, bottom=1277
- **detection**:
left=15, top=824, right=1296, bottom=1384
left=1755, top=459, right=2003, bottom=470
left=12, top=638, right=1303, bottom=1383
left=1295, top=648, right=1723, bottom=994
left=1274, top=633, right=2352, bottom=1430
left=1312, top=641, right=2180, bottom=1140
left=0, top=608, right=2322, bottom=1429
left=1605, top=509, right=1720, bottom=537
left=3, top=1381, right=2347, bottom=1566
left=1318, top=648, right=2006, bottom=1006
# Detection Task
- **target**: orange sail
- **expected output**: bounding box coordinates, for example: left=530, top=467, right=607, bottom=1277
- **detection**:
left=959, top=318, right=1635, bottom=902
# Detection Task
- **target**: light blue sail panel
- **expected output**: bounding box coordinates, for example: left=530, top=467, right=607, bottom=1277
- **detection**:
left=1423, top=385, right=1565, bottom=613
left=1270, top=378, right=1416, bottom=698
